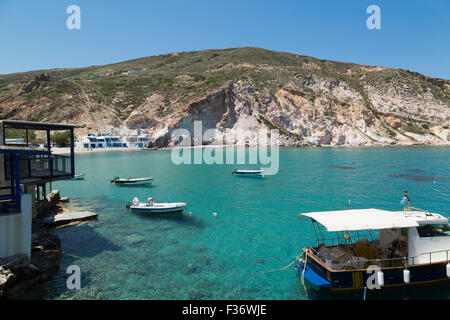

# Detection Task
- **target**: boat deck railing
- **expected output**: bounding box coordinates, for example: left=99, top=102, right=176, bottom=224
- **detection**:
left=308, top=245, right=450, bottom=270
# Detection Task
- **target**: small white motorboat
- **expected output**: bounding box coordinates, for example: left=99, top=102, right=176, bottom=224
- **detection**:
left=72, top=173, right=85, bottom=180
left=232, top=169, right=265, bottom=177
left=111, top=176, right=154, bottom=185
left=126, top=197, right=187, bottom=214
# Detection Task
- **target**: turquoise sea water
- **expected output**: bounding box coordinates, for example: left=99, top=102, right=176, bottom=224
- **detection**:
left=19, top=147, right=450, bottom=300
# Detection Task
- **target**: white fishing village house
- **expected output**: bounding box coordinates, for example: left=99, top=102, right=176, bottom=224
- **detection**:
left=76, top=133, right=151, bottom=150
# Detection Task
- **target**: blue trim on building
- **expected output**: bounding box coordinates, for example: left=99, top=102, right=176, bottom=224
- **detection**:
left=0, top=152, right=29, bottom=212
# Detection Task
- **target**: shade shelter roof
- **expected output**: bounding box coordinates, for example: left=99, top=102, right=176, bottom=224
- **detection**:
left=300, top=208, right=419, bottom=232
left=0, top=120, right=84, bottom=131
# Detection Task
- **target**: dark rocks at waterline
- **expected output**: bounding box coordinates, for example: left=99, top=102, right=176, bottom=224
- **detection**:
left=1, top=191, right=90, bottom=298
left=404, top=169, right=425, bottom=173
left=0, top=266, right=16, bottom=297
left=388, top=174, right=450, bottom=182
left=331, top=166, right=356, bottom=170
left=35, top=190, right=61, bottom=219
left=0, top=230, right=63, bottom=299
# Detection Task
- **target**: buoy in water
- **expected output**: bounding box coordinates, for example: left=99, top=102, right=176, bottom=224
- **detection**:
left=212, top=212, right=218, bottom=217
left=188, top=212, right=193, bottom=216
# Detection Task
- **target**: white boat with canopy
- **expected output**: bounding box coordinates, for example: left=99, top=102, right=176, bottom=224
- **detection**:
left=301, top=208, right=420, bottom=232
left=296, top=192, right=450, bottom=292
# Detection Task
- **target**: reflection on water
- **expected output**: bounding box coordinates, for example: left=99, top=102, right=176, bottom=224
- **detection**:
left=17, top=147, right=450, bottom=300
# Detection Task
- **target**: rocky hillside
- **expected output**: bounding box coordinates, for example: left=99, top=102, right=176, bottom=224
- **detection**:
left=0, top=47, right=449, bottom=147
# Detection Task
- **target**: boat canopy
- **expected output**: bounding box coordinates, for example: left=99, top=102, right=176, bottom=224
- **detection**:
left=300, top=208, right=419, bottom=232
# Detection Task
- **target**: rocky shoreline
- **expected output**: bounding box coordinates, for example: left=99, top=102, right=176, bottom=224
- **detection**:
left=49, top=138, right=450, bottom=158
left=0, top=191, right=96, bottom=299
left=0, top=229, right=63, bottom=299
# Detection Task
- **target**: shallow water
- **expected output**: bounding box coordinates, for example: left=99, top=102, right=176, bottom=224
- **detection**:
left=19, top=146, right=450, bottom=300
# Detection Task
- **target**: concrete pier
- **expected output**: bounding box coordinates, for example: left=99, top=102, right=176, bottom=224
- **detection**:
left=43, top=211, right=98, bottom=227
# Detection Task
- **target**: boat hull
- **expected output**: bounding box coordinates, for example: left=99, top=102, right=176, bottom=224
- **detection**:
left=296, top=250, right=450, bottom=292
left=129, top=203, right=186, bottom=214
left=115, top=180, right=153, bottom=185
left=113, top=178, right=154, bottom=185
left=233, top=171, right=264, bottom=177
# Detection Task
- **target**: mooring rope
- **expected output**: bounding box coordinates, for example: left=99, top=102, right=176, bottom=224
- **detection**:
left=248, top=250, right=310, bottom=298
left=248, top=254, right=302, bottom=275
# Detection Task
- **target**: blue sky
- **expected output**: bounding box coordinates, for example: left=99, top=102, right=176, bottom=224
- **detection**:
left=0, top=0, right=449, bottom=79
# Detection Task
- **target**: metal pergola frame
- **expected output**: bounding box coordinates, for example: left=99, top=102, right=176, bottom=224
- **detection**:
left=0, top=148, right=51, bottom=213
left=1, top=120, right=83, bottom=178
left=307, top=217, right=381, bottom=266
left=0, top=120, right=84, bottom=213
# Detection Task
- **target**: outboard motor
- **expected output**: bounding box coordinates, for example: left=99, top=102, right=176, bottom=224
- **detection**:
left=127, top=197, right=140, bottom=209
left=146, top=197, right=154, bottom=206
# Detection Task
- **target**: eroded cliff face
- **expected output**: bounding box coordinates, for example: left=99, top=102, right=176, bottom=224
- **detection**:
left=0, top=48, right=449, bottom=147
left=128, top=75, right=450, bottom=148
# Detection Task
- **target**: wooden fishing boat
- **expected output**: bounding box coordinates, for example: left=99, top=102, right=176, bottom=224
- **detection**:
left=111, top=176, right=154, bottom=185
left=296, top=202, right=450, bottom=292
left=126, top=197, right=186, bottom=214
